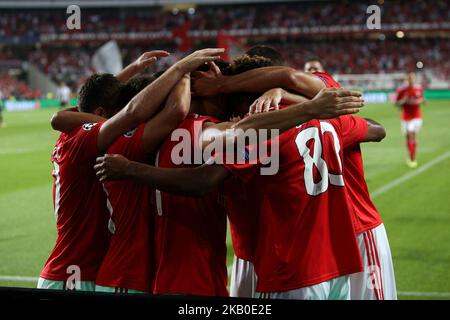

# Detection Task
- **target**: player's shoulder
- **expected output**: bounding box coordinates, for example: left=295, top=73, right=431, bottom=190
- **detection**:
left=313, top=71, right=341, bottom=88
left=80, top=122, right=100, bottom=132
left=60, top=122, right=104, bottom=146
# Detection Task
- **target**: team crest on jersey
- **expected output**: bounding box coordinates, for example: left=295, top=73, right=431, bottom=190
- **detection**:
left=124, top=128, right=137, bottom=138
left=243, top=148, right=250, bottom=161
left=52, top=146, right=61, bottom=160
left=82, top=123, right=97, bottom=131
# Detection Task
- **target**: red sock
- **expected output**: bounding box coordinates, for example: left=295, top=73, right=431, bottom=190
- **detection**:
left=407, top=139, right=416, bottom=161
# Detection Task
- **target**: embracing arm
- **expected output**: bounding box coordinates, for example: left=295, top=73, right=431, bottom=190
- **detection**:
left=194, top=66, right=325, bottom=99
left=51, top=109, right=106, bottom=133
left=248, top=88, right=309, bottom=113
left=95, top=154, right=230, bottom=197
left=201, top=87, right=364, bottom=148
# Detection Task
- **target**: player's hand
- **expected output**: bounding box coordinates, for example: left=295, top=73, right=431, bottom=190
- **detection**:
left=308, top=87, right=364, bottom=119
left=191, top=61, right=225, bottom=96
left=176, top=48, right=225, bottom=75
left=249, top=88, right=283, bottom=114
left=134, top=50, right=170, bottom=73
left=94, top=154, right=131, bottom=182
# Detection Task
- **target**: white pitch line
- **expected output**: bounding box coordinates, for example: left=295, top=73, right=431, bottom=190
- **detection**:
left=398, top=291, right=450, bottom=298
left=371, top=151, right=450, bottom=199
left=0, top=275, right=38, bottom=282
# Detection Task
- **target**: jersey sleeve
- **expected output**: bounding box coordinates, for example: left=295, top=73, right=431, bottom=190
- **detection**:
left=396, top=87, right=405, bottom=102
left=313, top=72, right=341, bottom=88
left=329, top=115, right=368, bottom=149
left=68, top=122, right=104, bottom=161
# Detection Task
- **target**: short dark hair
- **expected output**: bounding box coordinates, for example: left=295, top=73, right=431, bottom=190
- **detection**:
left=113, top=75, right=155, bottom=111
left=304, top=56, right=322, bottom=64
left=228, top=54, right=275, bottom=75
left=246, top=45, right=285, bottom=66
left=225, top=54, right=275, bottom=118
left=78, top=73, right=122, bottom=115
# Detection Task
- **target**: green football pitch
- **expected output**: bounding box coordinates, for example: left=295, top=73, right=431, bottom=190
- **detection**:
left=1, top=101, right=449, bottom=299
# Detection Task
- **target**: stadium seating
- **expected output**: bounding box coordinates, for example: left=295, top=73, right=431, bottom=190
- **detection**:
left=0, top=0, right=448, bottom=92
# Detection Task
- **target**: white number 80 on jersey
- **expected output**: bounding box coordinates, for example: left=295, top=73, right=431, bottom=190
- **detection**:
left=295, top=122, right=344, bottom=196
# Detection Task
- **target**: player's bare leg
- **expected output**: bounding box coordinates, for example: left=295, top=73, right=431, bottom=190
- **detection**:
left=406, top=131, right=418, bottom=168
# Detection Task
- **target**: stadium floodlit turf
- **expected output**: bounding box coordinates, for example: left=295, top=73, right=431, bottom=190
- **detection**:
left=0, top=101, right=449, bottom=299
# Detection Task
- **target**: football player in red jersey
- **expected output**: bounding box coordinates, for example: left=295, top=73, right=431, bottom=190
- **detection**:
left=39, top=48, right=223, bottom=291
left=244, top=56, right=397, bottom=300
left=69, top=75, right=190, bottom=294
left=337, top=115, right=397, bottom=300
left=303, top=60, right=397, bottom=299
left=258, top=58, right=396, bottom=299
left=396, top=72, right=424, bottom=168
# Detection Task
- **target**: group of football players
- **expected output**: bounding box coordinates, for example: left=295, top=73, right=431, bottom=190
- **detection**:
left=37, top=45, right=398, bottom=300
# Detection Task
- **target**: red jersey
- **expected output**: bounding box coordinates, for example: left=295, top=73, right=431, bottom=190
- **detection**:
left=313, top=71, right=341, bottom=88
left=41, top=122, right=110, bottom=281
left=223, top=176, right=263, bottom=262
left=224, top=118, right=364, bottom=292
left=396, top=85, right=423, bottom=120
left=95, top=124, right=154, bottom=293
left=223, top=107, right=286, bottom=264
left=313, top=72, right=382, bottom=234
left=331, top=116, right=383, bottom=234
left=152, top=113, right=228, bottom=296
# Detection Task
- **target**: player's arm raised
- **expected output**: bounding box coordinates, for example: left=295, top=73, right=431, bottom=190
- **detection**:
left=200, top=87, right=364, bottom=149
left=97, top=48, right=225, bottom=153
left=140, top=73, right=191, bottom=154
left=115, top=50, right=170, bottom=83
left=94, top=154, right=230, bottom=197
left=193, top=65, right=325, bottom=99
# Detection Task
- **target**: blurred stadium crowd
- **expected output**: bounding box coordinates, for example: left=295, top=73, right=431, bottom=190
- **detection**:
left=1, top=1, right=448, bottom=35
left=0, top=0, right=448, bottom=99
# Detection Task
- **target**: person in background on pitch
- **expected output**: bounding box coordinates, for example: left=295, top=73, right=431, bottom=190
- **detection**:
left=395, top=71, right=424, bottom=168
left=56, top=82, right=71, bottom=109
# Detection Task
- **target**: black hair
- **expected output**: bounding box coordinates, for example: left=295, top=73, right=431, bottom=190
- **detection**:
left=78, top=73, right=122, bottom=115
left=228, top=54, right=274, bottom=75
left=226, top=54, right=276, bottom=118
left=305, top=56, right=323, bottom=63
left=112, top=75, right=155, bottom=112
left=246, top=45, right=285, bottom=66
